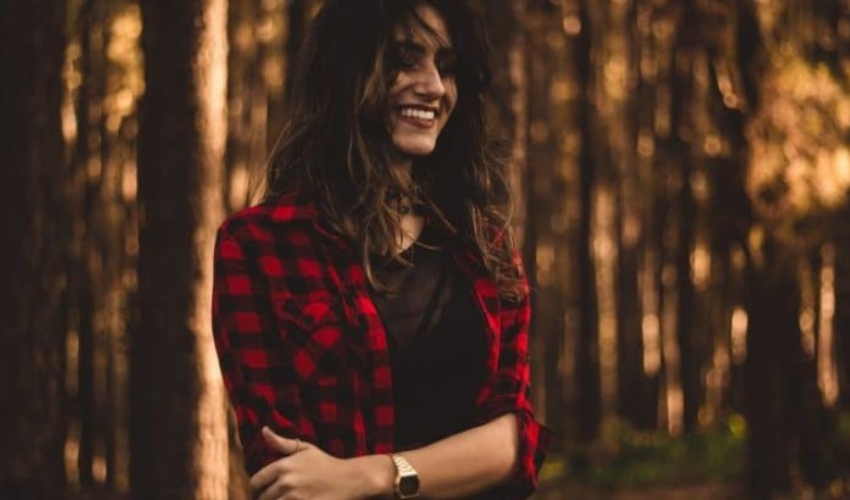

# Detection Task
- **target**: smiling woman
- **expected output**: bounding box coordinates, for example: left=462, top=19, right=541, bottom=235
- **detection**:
left=211, top=1, right=550, bottom=499
left=387, top=9, right=458, bottom=158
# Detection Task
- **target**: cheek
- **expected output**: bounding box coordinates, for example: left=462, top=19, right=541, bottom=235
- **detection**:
left=388, top=75, right=407, bottom=100
left=445, top=86, right=459, bottom=116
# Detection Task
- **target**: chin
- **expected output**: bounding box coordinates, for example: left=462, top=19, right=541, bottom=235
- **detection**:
left=393, top=140, right=438, bottom=157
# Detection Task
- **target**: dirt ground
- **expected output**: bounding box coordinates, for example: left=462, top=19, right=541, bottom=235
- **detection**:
left=532, top=482, right=743, bottom=500
left=533, top=481, right=850, bottom=500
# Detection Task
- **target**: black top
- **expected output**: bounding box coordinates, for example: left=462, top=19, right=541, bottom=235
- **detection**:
left=371, top=225, right=489, bottom=450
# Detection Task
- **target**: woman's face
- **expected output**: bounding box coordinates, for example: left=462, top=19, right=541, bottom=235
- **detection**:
left=387, top=3, right=459, bottom=159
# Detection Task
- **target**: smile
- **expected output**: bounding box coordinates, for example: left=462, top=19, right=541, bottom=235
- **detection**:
left=397, top=106, right=438, bottom=128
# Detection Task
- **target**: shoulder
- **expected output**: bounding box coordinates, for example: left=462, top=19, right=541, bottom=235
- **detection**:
left=216, top=190, right=320, bottom=247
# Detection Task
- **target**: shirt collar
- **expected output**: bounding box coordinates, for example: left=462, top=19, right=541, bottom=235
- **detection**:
left=268, top=188, right=319, bottom=223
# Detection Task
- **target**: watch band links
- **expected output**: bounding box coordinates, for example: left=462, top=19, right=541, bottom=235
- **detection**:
left=391, top=453, right=420, bottom=499
left=391, top=453, right=416, bottom=475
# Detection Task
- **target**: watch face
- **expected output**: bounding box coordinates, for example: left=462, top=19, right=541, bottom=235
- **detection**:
left=399, top=475, right=420, bottom=497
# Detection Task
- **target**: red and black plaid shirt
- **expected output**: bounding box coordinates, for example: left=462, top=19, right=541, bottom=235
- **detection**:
left=212, top=190, right=550, bottom=498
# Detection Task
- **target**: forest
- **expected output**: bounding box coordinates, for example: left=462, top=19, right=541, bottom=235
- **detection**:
left=1, top=0, right=849, bottom=499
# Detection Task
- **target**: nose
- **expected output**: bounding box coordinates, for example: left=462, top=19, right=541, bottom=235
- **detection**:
left=413, top=63, right=446, bottom=100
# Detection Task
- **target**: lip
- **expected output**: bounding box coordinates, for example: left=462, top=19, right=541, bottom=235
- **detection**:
left=395, top=105, right=439, bottom=129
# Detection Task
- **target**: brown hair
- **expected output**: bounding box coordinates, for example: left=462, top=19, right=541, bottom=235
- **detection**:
left=264, top=0, right=524, bottom=300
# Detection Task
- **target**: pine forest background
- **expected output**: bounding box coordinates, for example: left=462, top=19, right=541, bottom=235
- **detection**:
left=2, top=0, right=850, bottom=498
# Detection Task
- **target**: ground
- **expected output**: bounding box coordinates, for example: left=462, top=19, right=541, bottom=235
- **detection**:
left=533, top=481, right=743, bottom=500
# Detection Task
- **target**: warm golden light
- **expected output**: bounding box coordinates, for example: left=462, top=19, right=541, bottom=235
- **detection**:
left=642, top=313, right=661, bottom=375
left=228, top=164, right=250, bottom=211
left=641, top=248, right=661, bottom=376
left=550, top=77, right=577, bottom=103
left=61, top=41, right=81, bottom=145
left=731, top=307, right=748, bottom=365
left=562, top=15, right=581, bottom=36
left=662, top=286, right=683, bottom=436
left=593, top=188, right=619, bottom=418
left=64, top=421, right=81, bottom=487
left=66, top=329, right=79, bottom=395
left=92, top=454, right=107, bottom=484
left=194, top=0, right=230, bottom=497
left=747, top=57, right=850, bottom=224
left=536, top=243, right=555, bottom=287
left=638, top=131, right=655, bottom=157
left=690, top=243, right=711, bottom=290
left=818, top=244, right=839, bottom=406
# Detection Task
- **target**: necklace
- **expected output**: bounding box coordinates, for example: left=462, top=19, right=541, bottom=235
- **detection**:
left=388, top=186, right=428, bottom=216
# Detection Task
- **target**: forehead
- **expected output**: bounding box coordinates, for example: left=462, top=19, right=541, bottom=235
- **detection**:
left=393, top=3, right=453, bottom=49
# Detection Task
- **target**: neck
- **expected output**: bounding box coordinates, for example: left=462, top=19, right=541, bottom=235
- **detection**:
left=391, top=156, right=414, bottom=189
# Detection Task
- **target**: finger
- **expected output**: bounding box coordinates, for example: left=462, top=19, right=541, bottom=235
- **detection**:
left=249, top=460, right=282, bottom=493
left=261, top=426, right=302, bottom=455
left=256, top=476, right=286, bottom=500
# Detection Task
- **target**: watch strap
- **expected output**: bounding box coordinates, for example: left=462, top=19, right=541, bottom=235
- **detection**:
left=391, top=454, right=416, bottom=475
left=391, top=453, right=420, bottom=499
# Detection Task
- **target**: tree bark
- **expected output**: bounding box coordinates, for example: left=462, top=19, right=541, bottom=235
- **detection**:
left=134, top=0, right=228, bottom=497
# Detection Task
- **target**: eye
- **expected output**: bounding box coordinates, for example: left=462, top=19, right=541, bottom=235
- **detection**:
left=388, top=44, right=419, bottom=70
left=436, top=52, right=458, bottom=77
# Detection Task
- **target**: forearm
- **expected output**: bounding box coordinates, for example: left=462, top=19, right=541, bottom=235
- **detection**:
left=353, top=413, right=519, bottom=499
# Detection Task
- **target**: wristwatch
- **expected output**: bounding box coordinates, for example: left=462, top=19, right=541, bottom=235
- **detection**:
left=390, top=453, right=420, bottom=499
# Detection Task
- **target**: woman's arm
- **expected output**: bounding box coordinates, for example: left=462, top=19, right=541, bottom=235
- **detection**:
left=383, top=412, right=518, bottom=497
left=253, top=413, right=518, bottom=499
left=213, top=222, right=306, bottom=474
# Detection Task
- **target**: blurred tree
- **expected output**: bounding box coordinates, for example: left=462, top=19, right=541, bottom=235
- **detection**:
left=733, top=0, right=848, bottom=496
left=522, top=0, right=583, bottom=452
left=134, top=0, right=229, bottom=497
left=0, top=0, right=69, bottom=496
left=1, top=0, right=849, bottom=497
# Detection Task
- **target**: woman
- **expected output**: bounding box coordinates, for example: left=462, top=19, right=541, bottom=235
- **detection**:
left=212, top=0, right=549, bottom=498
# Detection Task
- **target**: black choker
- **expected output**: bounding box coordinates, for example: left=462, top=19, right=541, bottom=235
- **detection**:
left=388, top=187, right=428, bottom=215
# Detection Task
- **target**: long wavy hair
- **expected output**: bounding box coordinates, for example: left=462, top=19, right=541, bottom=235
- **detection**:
left=264, top=0, right=524, bottom=300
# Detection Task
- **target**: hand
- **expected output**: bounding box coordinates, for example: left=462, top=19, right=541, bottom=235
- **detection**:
left=250, top=427, right=369, bottom=500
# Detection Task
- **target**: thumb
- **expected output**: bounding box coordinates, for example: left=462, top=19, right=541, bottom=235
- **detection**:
left=261, top=426, right=302, bottom=455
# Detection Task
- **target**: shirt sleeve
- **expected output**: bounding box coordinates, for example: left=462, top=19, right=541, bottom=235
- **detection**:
left=475, top=262, right=553, bottom=499
left=211, top=223, right=305, bottom=475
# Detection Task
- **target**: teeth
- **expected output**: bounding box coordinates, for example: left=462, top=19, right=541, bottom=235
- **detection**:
left=400, top=107, right=436, bottom=120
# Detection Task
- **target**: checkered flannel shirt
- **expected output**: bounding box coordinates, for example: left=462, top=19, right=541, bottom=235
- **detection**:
left=212, top=190, right=550, bottom=498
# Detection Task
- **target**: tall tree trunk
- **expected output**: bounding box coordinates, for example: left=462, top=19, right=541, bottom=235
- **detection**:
left=741, top=239, right=834, bottom=496
left=616, top=194, right=645, bottom=428
left=673, top=118, right=699, bottom=434
left=134, top=0, right=228, bottom=497
left=575, top=0, right=601, bottom=443
left=836, top=206, right=850, bottom=407
left=614, top=0, right=647, bottom=432
left=0, top=0, right=68, bottom=496
left=743, top=240, right=795, bottom=498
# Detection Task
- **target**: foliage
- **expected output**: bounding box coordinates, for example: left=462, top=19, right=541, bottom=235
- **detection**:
left=572, top=416, right=746, bottom=489
left=746, top=54, right=850, bottom=244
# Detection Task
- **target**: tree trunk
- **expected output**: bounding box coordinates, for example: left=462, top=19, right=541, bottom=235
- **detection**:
left=134, top=0, right=228, bottom=497
left=575, top=0, right=601, bottom=443
left=836, top=207, right=850, bottom=407
left=743, top=241, right=795, bottom=498
left=0, top=0, right=68, bottom=496
left=616, top=198, right=645, bottom=428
